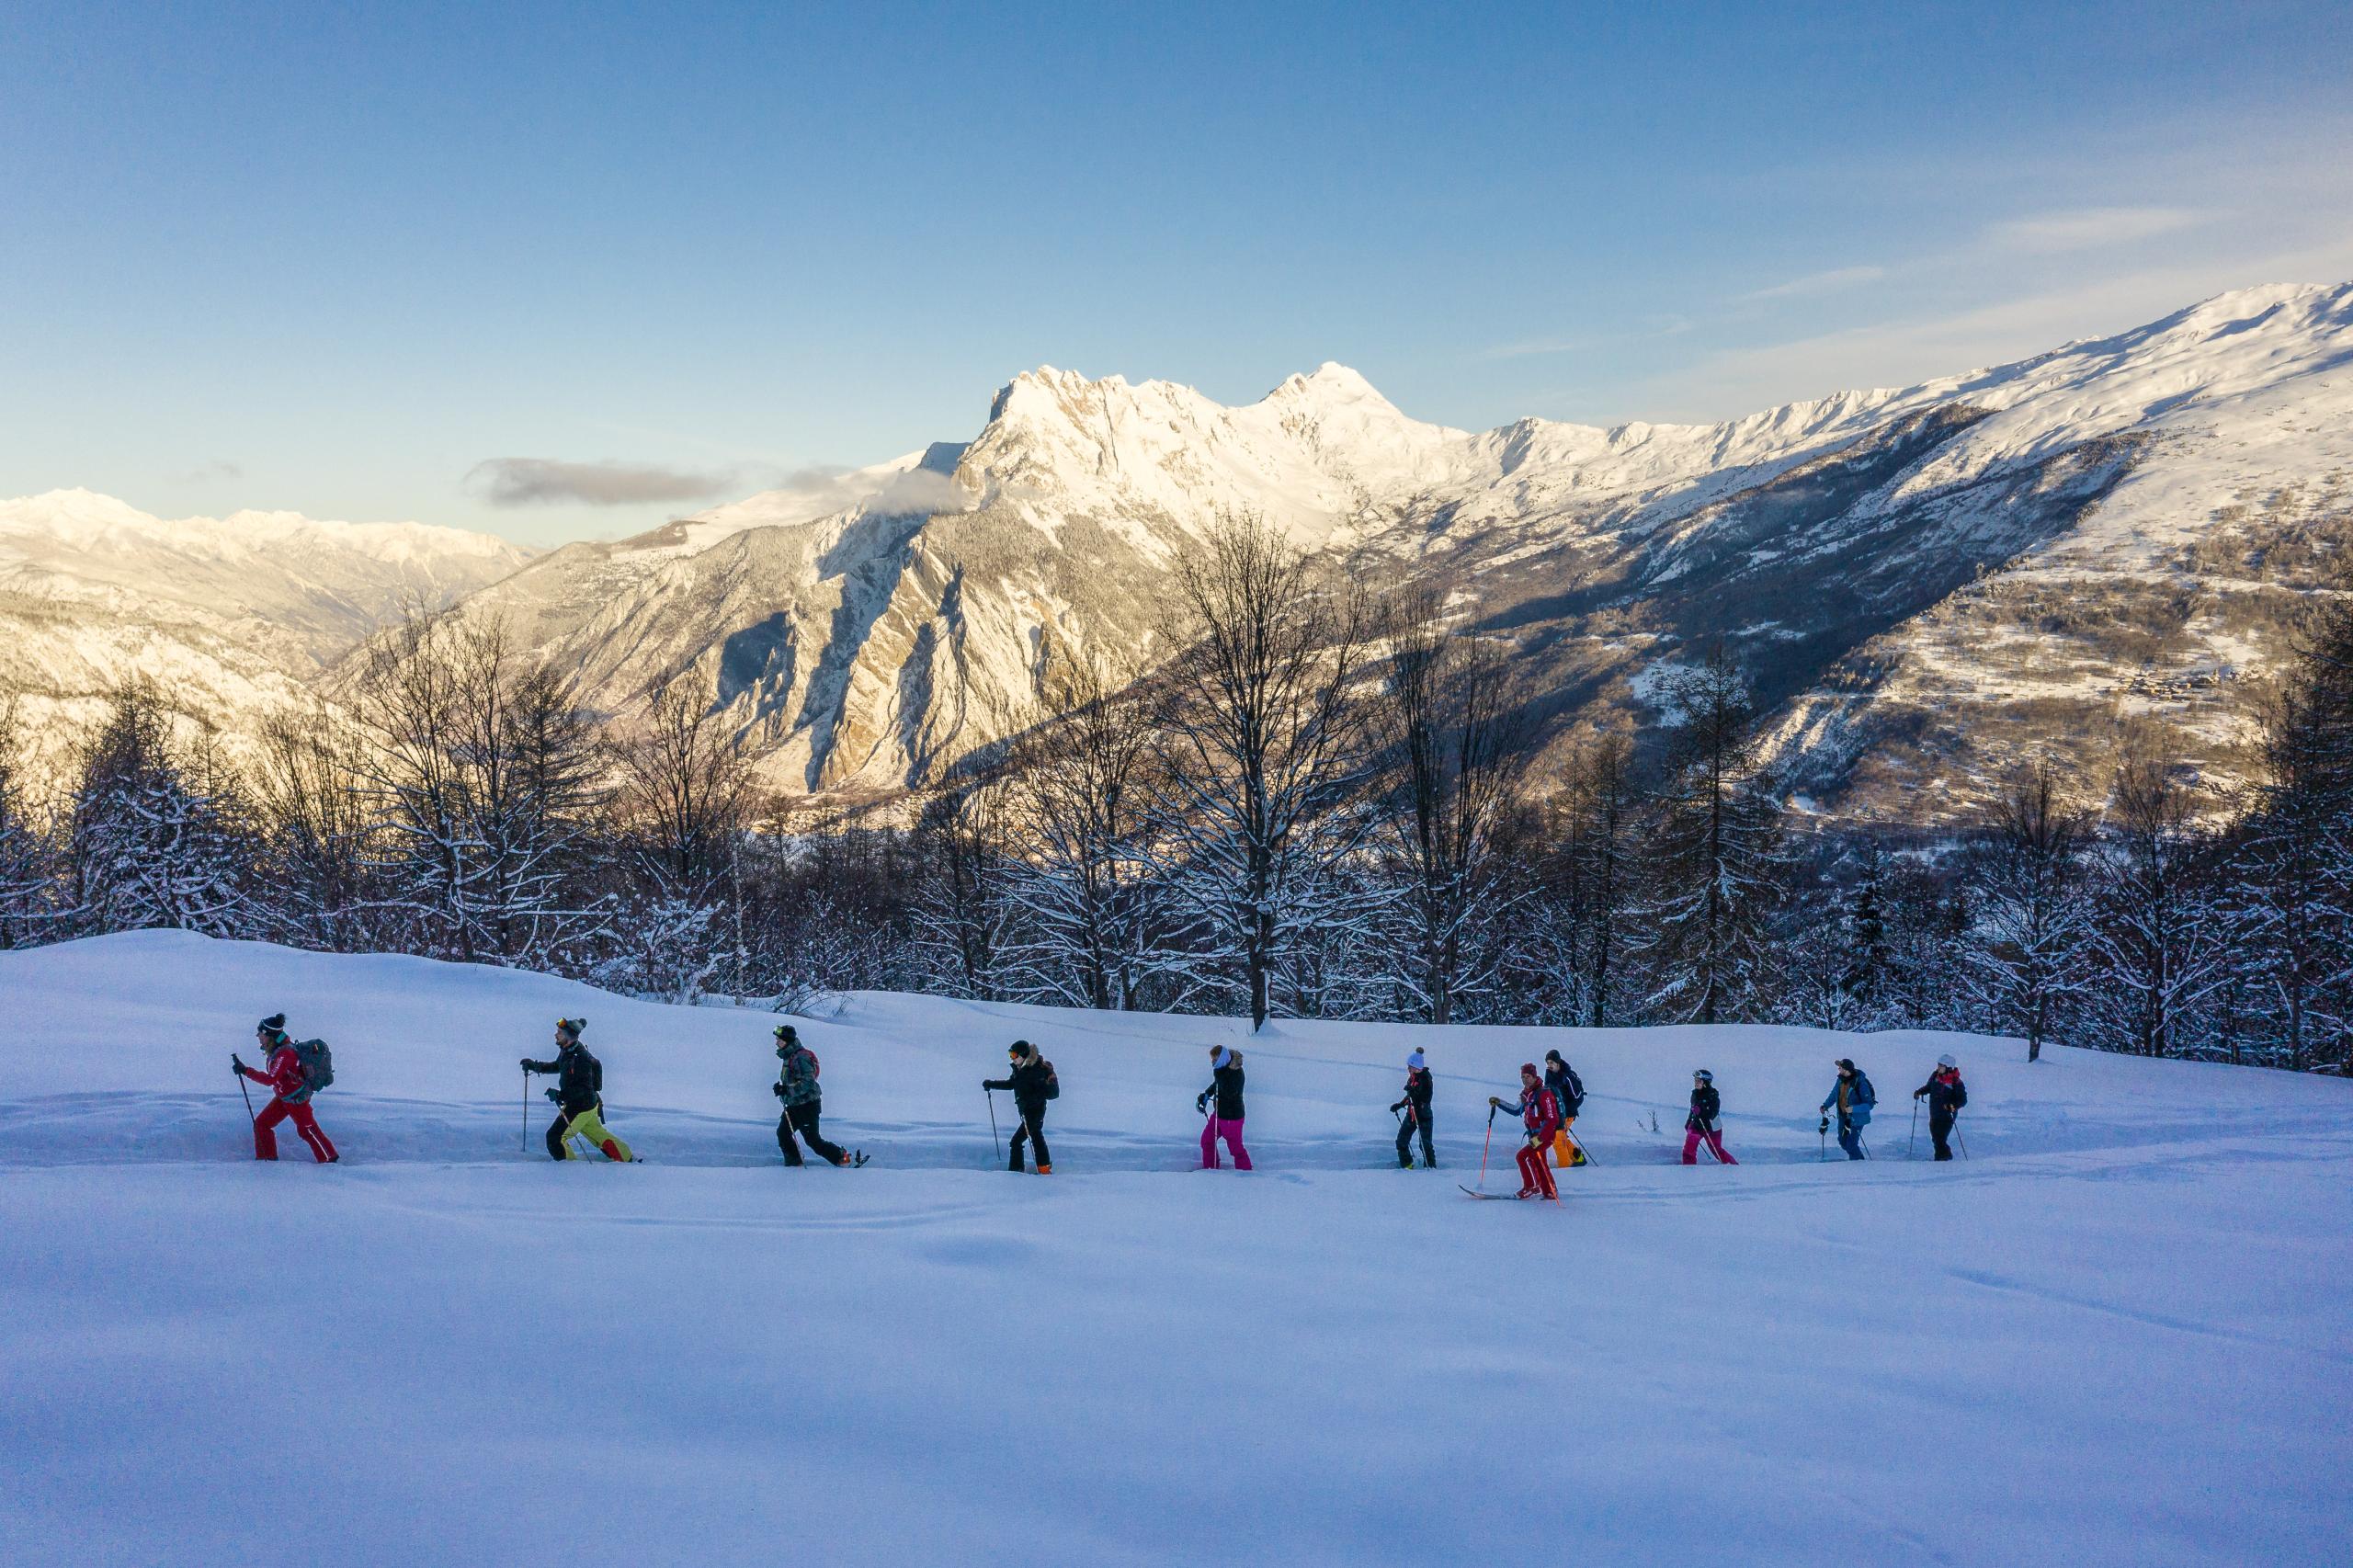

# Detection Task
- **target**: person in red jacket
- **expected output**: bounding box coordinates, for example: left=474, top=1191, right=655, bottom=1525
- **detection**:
left=232, top=1013, right=337, bottom=1164
left=1488, top=1062, right=1560, bottom=1201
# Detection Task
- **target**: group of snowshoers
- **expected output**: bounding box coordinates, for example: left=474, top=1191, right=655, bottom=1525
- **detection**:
left=228, top=1010, right=1972, bottom=1181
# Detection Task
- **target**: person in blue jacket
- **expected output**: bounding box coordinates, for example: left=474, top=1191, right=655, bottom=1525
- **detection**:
left=1819, top=1057, right=1876, bottom=1160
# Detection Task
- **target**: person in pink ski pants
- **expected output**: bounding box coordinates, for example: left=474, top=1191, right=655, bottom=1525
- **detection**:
left=1198, top=1045, right=1253, bottom=1169
left=1682, top=1068, right=1737, bottom=1164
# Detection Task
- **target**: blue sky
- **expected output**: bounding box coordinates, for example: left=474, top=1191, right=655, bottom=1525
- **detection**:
left=4, top=0, right=2349, bottom=544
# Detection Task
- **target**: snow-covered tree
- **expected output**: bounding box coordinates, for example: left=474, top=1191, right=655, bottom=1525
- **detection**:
left=1963, top=759, right=2093, bottom=1061
left=1149, top=511, right=1376, bottom=1029
left=2084, top=754, right=2230, bottom=1059
left=65, top=683, right=252, bottom=937
left=1367, top=592, right=1536, bottom=1023
left=0, top=701, right=57, bottom=948
left=1629, top=646, right=1791, bottom=1025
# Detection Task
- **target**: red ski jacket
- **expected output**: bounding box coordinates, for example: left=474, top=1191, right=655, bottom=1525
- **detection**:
left=1498, top=1085, right=1561, bottom=1143
left=239, top=1043, right=305, bottom=1101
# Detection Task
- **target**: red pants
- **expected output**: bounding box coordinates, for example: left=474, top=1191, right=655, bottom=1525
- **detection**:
left=254, top=1097, right=337, bottom=1163
left=1681, top=1129, right=1735, bottom=1165
left=1515, top=1139, right=1557, bottom=1199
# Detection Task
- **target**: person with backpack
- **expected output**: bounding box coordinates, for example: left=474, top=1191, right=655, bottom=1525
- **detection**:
left=1488, top=1062, right=1561, bottom=1200
left=983, top=1040, right=1057, bottom=1175
left=1197, top=1045, right=1252, bottom=1171
left=1391, top=1048, right=1435, bottom=1169
left=232, top=1013, right=338, bottom=1164
left=1543, top=1049, right=1586, bottom=1168
left=1682, top=1069, right=1736, bottom=1165
left=1819, top=1057, right=1877, bottom=1161
left=1913, top=1054, right=1968, bottom=1161
left=772, top=1023, right=856, bottom=1168
left=521, top=1017, right=634, bottom=1163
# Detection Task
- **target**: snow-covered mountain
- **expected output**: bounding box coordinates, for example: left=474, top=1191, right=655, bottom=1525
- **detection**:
left=438, top=281, right=2352, bottom=814
left=0, top=489, right=531, bottom=774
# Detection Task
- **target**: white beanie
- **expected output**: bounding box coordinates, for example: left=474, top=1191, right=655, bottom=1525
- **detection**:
left=1407, top=1049, right=1426, bottom=1070
left=1937, top=1054, right=1957, bottom=1070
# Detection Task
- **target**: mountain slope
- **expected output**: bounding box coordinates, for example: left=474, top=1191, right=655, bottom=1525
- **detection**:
left=449, top=281, right=2351, bottom=812
left=0, top=489, right=532, bottom=773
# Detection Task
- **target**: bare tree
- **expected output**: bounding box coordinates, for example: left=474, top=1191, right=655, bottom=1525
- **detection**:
left=1150, top=511, right=1374, bottom=1029
left=0, top=700, right=56, bottom=948
left=250, top=706, right=375, bottom=950
left=2087, top=753, right=2229, bottom=1058
left=996, top=647, right=1174, bottom=1010
left=1631, top=645, right=1790, bottom=1025
left=1369, top=591, right=1536, bottom=1023
left=1964, top=759, right=2093, bottom=1061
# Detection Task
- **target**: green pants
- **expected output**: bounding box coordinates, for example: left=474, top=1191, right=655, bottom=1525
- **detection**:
left=553, top=1104, right=633, bottom=1162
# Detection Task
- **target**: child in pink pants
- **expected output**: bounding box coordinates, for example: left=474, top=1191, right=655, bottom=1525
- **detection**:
left=1198, top=1045, right=1253, bottom=1170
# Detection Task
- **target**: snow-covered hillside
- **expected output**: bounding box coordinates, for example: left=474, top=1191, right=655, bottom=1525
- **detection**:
left=436, top=282, right=2353, bottom=810
left=0, top=489, right=531, bottom=774
left=3, top=932, right=2347, bottom=1565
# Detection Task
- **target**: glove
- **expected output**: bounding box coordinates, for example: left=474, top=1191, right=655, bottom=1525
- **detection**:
left=1488, top=1096, right=1501, bottom=1108
left=1196, top=1092, right=1210, bottom=1114
left=771, top=1082, right=784, bottom=1098
left=231, top=1052, right=245, bottom=1074
left=545, top=1087, right=562, bottom=1104
left=519, top=1058, right=534, bottom=1072
left=1389, top=1100, right=1404, bottom=1114
left=1818, top=1117, right=1830, bottom=1134
left=1914, top=1088, right=1927, bottom=1099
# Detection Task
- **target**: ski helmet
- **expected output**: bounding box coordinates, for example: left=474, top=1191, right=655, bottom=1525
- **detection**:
left=1694, top=1069, right=1713, bottom=1083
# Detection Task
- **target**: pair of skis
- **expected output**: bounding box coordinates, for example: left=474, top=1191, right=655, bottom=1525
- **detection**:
left=1461, top=1105, right=1563, bottom=1202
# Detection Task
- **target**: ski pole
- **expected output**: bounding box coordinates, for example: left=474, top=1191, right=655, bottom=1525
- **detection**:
left=985, top=1088, right=1001, bottom=1163
left=236, top=1063, right=256, bottom=1126
left=1956, top=1119, right=1969, bottom=1161
left=521, top=1067, right=529, bottom=1154
left=1909, top=1098, right=1919, bottom=1159
left=1817, top=1121, right=1826, bottom=1162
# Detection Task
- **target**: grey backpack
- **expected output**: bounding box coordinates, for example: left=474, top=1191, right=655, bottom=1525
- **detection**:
left=293, top=1039, right=335, bottom=1094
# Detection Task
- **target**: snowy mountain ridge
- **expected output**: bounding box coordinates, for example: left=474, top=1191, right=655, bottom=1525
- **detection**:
left=0, top=489, right=533, bottom=775
left=438, top=279, right=2353, bottom=812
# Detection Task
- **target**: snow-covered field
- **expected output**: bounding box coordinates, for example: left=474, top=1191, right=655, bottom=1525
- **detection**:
left=4, top=932, right=2348, bottom=1566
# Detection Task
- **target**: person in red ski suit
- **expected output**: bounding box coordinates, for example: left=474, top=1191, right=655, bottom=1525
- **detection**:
left=1489, top=1062, right=1560, bottom=1200
left=233, top=1013, right=337, bottom=1164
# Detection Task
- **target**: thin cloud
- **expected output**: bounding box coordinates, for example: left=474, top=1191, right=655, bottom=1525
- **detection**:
left=1739, top=265, right=1888, bottom=302
left=1985, top=206, right=2205, bottom=254
left=463, top=457, right=742, bottom=507
left=170, top=460, right=244, bottom=483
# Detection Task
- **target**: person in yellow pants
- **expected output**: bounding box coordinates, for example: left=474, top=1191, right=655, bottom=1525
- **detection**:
left=1543, top=1050, right=1588, bottom=1167
left=523, top=1018, right=636, bottom=1162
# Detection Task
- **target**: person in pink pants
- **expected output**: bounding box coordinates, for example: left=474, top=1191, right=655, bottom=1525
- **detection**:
left=1197, top=1045, right=1253, bottom=1170
left=1681, top=1069, right=1737, bottom=1165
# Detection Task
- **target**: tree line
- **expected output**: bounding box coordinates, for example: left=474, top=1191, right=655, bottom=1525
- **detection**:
left=0, top=513, right=2345, bottom=1073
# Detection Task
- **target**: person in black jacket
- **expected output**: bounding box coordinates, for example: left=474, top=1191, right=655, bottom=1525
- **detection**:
left=1543, top=1049, right=1586, bottom=1167
left=1913, top=1053, right=1968, bottom=1160
left=1391, top=1048, right=1435, bottom=1168
left=983, top=1040, right=1057, bottom=1174
left=1681, top=1069, right=1735, bottom=1165
left=1197, top=1046, right=1252, bottom=1170
left=772, top=1023, right=855, bottom=1168
left=522, top=1017, right=634, bottom=1162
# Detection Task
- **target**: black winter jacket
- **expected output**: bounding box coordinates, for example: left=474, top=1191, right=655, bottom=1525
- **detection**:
left=985, top=1057, right=1058, bottom=1118
left=1392, top=1066, right=1434, bottom=1119
left=1915, top=1071, right=1968, bottom=1119
left=525, top=1042, right=602, bottom=1115
left=1545, top=1062, right=1585, bottom=1118
left=1200, top=1062, right=1245, bottom=1120
left=1686, top=1084, right=1722, bottom=1132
